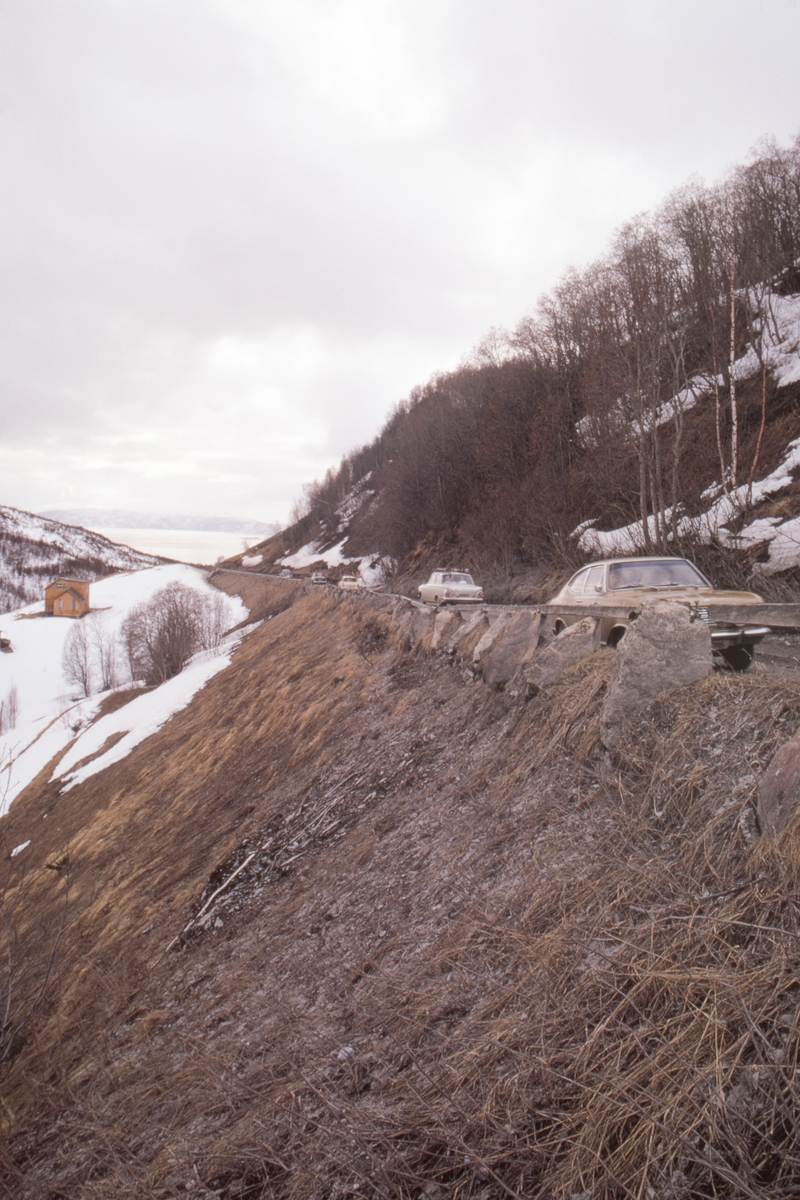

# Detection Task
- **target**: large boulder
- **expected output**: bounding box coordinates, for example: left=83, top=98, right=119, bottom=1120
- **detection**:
left=758, top=731, right=800, bottom=836
left=403, top=604, right=433, bottom=647
left=600, top=601, right=712, bottom=749
left=449, top=609, right=490, bottom=660
left=472, top=612, right=515, bottom=674
left=521, top=617, right=599, bottom=695
left=481, top=610, right=542, bottom=686
left=424, top=607, right=464, bottom=652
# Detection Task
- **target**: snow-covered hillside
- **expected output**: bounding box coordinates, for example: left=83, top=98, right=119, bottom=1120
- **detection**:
left=271, top=475, right=392, bottom=587
left=0, top=564, right=247, bottom=824
left=0, top=505, right=165, bottom=614
left=277, top=538, right=391, bottom=588
left=571, top=288, right=800, bottom=571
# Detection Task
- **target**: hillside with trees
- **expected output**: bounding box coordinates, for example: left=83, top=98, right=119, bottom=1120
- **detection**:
left=283, top=135, right=800, bottom=597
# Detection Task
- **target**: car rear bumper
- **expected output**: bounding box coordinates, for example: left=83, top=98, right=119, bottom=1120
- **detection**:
left=710, top=625, right=771, bottom=647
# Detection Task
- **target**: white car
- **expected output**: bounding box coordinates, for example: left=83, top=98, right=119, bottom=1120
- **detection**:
left=418, top=570, right=483, bottom=605
left=339, top=575, right=360, bottom=590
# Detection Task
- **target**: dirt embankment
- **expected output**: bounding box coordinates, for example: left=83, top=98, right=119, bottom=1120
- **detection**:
left=2, top=577, right=800, bottom=1199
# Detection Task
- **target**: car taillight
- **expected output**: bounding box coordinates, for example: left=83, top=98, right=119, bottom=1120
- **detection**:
left=445, top=589, right=452, bottom=596
left=478, top=590, right=483, bottom=598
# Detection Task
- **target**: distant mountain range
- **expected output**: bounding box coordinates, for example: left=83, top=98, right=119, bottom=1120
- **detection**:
left=40, top=508, right=280, bottom=536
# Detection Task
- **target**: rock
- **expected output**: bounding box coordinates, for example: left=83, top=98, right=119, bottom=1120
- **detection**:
left=472, top=612, right=515, bottom=672
left=600, top=601, right=712, bottom=749
left=406, top=605, right=433, bottom=647
left=450, top=609, right=490, bottom=661
left=425, top=608, right=463, bottom=652
left=521, top=617, right=599, bottom=695
left=481, top=610, right=542, bottom=686
left=758, top=729, right=800, bottom=835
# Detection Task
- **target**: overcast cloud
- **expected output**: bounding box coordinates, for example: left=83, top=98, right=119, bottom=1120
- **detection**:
left=2, top=0, right=799, bottom=524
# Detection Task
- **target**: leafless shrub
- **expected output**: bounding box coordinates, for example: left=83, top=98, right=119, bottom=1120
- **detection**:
left=0, top=687, right=18, bottom=735
left=120, top=582, right=228, bottom=686
left=752, top=566, right=800, bottom=602
left=199, top=591, right=230, bottom=650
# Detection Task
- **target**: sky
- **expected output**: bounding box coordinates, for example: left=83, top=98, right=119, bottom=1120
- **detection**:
left=2, top=0, right=800, bottom=528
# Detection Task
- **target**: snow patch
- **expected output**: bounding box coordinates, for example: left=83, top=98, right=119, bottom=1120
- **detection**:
left=0, top=564, right=247, bottom=816
left=53, top=642, right=241, bottom=792
left=279, top=539, right=351, bottom=570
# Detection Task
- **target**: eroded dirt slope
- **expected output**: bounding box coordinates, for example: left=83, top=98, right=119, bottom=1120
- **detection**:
left=2, top=577, right=800, bottom=1199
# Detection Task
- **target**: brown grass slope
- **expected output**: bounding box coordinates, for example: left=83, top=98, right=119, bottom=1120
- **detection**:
left=2, top=577, right=800, bottom=1198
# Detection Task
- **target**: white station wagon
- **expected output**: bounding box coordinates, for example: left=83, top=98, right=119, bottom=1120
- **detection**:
left=418, top=570, right=484, bottom=606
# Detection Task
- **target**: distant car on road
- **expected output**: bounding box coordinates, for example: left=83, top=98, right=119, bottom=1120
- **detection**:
left=311, top=573, right=327, bottom=586
left=279, top=569, right=293, bottom=578
left=339, top=575, right=360, bottom=590
left=418, top=570, right=483, bottom=606
left=547, top=555, right=770, bottom=669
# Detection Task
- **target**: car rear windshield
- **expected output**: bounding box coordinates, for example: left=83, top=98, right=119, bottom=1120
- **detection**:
left=442, top=573, right=474, bottom=584
left=607, top=559, right=708, bottom=590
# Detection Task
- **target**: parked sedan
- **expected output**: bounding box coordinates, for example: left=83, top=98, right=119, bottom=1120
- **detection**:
left=418, top=570, right=484, bottom=606
left=339, top=575, right=360, bottom=590
left=547, top=555, right=770, bottom=669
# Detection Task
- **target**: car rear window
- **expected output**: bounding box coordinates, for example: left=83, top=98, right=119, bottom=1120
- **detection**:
left=607, top=560, right=708, bottom=589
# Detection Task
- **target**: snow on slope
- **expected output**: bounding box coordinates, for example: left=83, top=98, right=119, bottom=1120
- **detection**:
left=278, top=539, right=392, bottom=588
left=0, top=504, right=164, bottom=613
left=577, top=436, right=800, bottom=564
left=577, top=292, right=800, bottom=449
left=575, top=289, right=800, bottom=570
left=0, top=565, right=248, bottom=824
left=274, top=473, right=393, bottom=589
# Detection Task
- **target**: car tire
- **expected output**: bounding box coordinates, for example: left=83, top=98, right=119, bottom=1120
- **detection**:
left=607, top=626, right=627, bottom=649
left=554, top=619, right=565, bottom=635
left=718, top=645, right=754, bottom=671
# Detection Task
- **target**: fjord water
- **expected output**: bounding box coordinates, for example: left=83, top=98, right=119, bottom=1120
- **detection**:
left=90, top=527, right=258, bottom=564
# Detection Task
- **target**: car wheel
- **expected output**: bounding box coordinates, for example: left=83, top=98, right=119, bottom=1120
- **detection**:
left=718, top=645, right=754, bottom=671
left=607, top=626, right=627, bottom=649
left=554, top=619, right=566, bottom=635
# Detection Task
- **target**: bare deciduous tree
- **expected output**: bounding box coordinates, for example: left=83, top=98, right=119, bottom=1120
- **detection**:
left=61, top=620, right=94, bottom=698
left=86, top=611, right=118, bottom=692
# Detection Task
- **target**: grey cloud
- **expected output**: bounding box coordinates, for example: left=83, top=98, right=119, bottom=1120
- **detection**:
left=1, top=0, right=799, bottom=522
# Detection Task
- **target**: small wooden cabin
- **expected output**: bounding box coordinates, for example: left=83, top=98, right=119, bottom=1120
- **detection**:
left=44, top=578, right=91, bottom=618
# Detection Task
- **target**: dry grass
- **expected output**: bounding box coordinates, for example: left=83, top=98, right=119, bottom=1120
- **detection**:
left=2, top=579, right=800, bottom=1198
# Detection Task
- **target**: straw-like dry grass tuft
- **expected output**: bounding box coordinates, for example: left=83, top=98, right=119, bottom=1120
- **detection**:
left=2, top=578, right=800, bottom=1198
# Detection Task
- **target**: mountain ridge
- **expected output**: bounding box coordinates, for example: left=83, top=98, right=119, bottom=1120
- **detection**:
left=40, top=508, right=278, bottom=536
